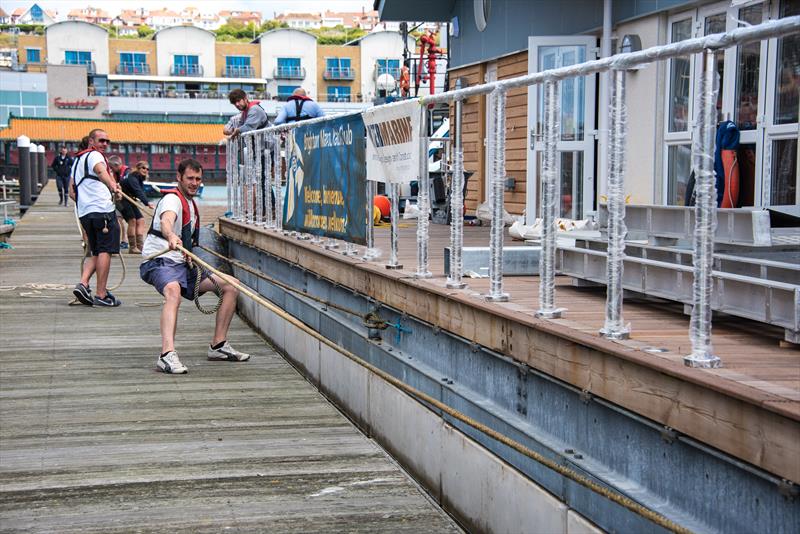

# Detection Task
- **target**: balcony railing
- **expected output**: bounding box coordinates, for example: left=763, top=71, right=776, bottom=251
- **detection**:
left=116, top=62, right=151, bottom=75
left=323, top=67, right=355, bottom=80
left=63, top=59, right=96, bottom=74
left=322, top=94, right=352, bottom=103
left=224, top=65, right=255, bottom=78
left=375, top=66, right=400, bottom=79
left=274, top=66, right=305, bottom=79
left=170, top=64, right=203, bottom=76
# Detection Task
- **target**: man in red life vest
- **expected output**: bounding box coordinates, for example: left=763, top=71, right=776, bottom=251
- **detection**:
left=70, top=128, right=123, bottom=307
left=139, top=158, right=250, bottom=374
left=223, top=88, right=269, bottom=138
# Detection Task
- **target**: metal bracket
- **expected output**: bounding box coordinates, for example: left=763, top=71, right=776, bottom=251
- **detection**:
left=579, top=389, right=592, bottom=405
left=660, top=426, right=678, bottom=444
left=778, top=479, right=798, bottom=500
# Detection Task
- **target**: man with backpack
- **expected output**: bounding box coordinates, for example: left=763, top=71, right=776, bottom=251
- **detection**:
left=139, top=158, right=250, bottom=374
left=273, top=87, right=324, bottom=125
left=70, top=128, right=123, bottom=307
left=223, top=88, right=270, bottom=138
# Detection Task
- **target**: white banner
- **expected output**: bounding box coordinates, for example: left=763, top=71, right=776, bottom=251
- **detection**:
left=363, top=100, right=419, bottom=183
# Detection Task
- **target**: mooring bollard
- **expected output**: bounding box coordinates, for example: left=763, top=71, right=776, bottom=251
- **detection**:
left=29, top=144, right=39, bottom=201
left=37, top=144, right=47, bottom=189
left=17, top=136, right=32, bottom=211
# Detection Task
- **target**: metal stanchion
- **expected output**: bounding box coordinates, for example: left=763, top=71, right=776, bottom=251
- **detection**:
left=415, top=105, right=432, bottom=278
left=273, top=134, right=283, bottom=231
left=243, top=138, right=252, bottom=224
left=29, top=144, right=39, bottom=201
left=255, top=134, right=264, bottom=226
left=264, top=134, right=274, bottom=228
left=37, top=144, right=47, bottom=189
left=17, top=136, right=32, bottom=211
left=486, top=87, right=509, bottom=302
left=446, top=99, right=467, bottom=289
left=536, top=80, right=564, bottom=319
left=685, top=49, right=722, bottom=369
left=600, top=69, right=630, bottom=340
left=386, top=182, right=403, bottom=269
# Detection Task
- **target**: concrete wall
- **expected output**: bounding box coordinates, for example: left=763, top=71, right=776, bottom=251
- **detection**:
left=317, top=44, right=360, bottom=102
left=154, top=26, right=216, bottom=77
left=108, top=38, right=157, bottom=76
left=46, top=21, right=109, bottom=75
left=215, top=42, right=261, bottom=78
left=46, top=64, right=107, bottom=119
left=357, top=31, right=412, bottom=103
left=259, top=29, right=318, bottom=99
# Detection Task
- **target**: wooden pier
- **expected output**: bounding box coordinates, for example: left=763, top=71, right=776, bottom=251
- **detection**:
left=0, top=183, right=460, bottom=532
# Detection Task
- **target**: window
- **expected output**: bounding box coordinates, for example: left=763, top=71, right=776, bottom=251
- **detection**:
left=734, top=5, right=763, bottom=131
left=325, top=57, right=353, bottom=79
left=376, top=59, right=400, bottom=77
left=276, top=58, right=303, bottom=78
left=225, top=56, right=252, bottom=77
left=667, top=145, right=692, bottom=206
left=119, top=52, right=147, bottom=74
left=65, top=50, right=92, bottom=66
left=173, top=55, right=200, bottom=76
left=26, top=49, right=40, bottom=63
left=327, top=85, right=351, bottom=103
left=667, top=18, right=692, bottom=133
left=774, top=0, right=799, bottom=125
left=278, top=85, right=299, bottom=101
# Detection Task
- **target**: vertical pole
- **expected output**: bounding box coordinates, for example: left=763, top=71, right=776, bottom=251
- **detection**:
left=386, top=181, right=403, bottom=269
left=536, top=80, right=563, bottom=319
left=363, top=179, right=378, bottom=260
left=264, top=135, right=274, bottom=228
left=486, top=87, right=509, bottom=301
left=415, top=104, right=432, bottom=278
left=597, top=0, right=612, bottom=201
left=685, top=50, right=722, bottom=368
left=446, top=98, right=467, bottom=289
left=273, top=133, right=283, bottom=231
left=601, top=69, right=630, bottom=339
left=226, top=139, right=232, bottom=216
left=255, top=134, right=263, bottom=226
left=29, top=144, right=39, bottom=200
left=37, top=145, right=47, bottom=188
left=243, top=137, right=252, bottom=224
left=17, top=136, right=31, bottom=210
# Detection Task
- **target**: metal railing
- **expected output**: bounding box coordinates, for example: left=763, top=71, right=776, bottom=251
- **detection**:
left=375, top=66, right=400, bottom=79
left=170, top=64, right=203, bottom=76
left=323, top=67, right=355, bottom=80
left=226, top=16, right=800, bottom=371
left=274, top=66, right=305, bottom=79
left=224, top=65, right=255, bottom=78
left=62, top=59, right=96, bottom=74
left=116, top=62, right=150, bottom=74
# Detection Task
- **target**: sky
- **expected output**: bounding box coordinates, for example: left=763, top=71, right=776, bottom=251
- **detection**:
left=2, top=0, right=376, bottom=19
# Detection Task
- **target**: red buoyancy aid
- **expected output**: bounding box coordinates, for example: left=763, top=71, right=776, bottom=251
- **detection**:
left=71, top=147, right=111, bottom=201
left=147, top=187, right=200, bottom=251
left=240, top=100, right=261, bottom=123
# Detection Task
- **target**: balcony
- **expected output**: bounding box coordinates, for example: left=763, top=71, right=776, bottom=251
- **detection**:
left=323, top=67, right=355, bottom=80
left=170, top=64, right=204, bottom=76
left=322, top=94, right=352, bottom=103
left=116, top=62, right=151, bottom=75
left=273, top=66, right=305, bottom=79
left=224, top=65, right=255, bottom=78
left=63, top=59, right=96, bottom=74
left=374, top=66, right=400, bottom=80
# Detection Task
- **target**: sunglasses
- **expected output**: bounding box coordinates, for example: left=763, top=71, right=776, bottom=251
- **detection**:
left=96, top=138, right=111, bottom=144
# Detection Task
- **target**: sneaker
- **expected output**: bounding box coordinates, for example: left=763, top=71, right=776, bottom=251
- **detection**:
left=208, top=341, right=251, bottom=362
left=120, top=242, right=129, bottom=250
left=72, top=283, right=93, bottom=306
left=157, top=351, right=188, bottom=374
left=93, top=292, right=122, bottom=307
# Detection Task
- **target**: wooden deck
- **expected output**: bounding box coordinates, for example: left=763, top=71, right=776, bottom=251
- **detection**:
left=220, top=217, right=800, bottom=484
left=0, top=183, right=460, bottom=532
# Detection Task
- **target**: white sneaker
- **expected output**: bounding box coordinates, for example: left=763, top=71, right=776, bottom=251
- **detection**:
left=157, top=351, right=188, bottom=374
left=207, top=341, right=251, bottom=362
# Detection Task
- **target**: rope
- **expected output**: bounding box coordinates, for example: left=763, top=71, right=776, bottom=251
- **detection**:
left=147, top=243, right=692, bottom=534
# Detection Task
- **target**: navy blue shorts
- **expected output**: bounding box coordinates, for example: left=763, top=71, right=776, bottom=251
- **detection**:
left=140, top=257, right=209, bottom=300
left=80, top=212, right=120, bottom=256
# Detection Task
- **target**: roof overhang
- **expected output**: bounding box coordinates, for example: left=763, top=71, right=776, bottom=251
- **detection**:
left=108, top=74, right=266, bottom=84
left=374, top=0, right=454, bottom=22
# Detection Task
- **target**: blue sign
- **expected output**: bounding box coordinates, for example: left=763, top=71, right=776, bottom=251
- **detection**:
left=283, top=115, right=367, bottom=245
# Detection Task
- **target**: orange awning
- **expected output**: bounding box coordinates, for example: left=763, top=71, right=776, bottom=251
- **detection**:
left=0, top=117, right=226, bottom=145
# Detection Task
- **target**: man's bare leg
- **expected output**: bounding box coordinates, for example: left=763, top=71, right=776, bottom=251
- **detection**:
left=161, top=281, right=182, bottom=354
left=94, top=252, right=112, bottom=298
left=198, top=275, right=239, bottom=346
left=80, top=256, right=96, bottom=287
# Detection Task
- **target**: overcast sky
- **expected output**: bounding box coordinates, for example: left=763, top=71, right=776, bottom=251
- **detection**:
left=4, top=1, right=376, bottom=19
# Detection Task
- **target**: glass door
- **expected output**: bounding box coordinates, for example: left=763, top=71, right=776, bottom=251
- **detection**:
left=526, top=36, right=597, bottom=222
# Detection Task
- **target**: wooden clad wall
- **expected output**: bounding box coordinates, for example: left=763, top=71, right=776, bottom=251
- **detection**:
left=450, top=50, right=529, bottom=215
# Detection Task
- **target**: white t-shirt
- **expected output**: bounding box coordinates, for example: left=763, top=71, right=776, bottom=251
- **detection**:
left=73, top=151, right=115, bottom=218
left=141, top=193, right=197, bottom=264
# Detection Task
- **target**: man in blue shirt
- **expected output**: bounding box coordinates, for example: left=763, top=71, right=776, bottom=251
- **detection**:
left=273, top=88, right=324, bottom=125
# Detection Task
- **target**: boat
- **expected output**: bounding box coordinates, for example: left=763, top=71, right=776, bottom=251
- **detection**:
left=143, top=180, right=203, bottom=198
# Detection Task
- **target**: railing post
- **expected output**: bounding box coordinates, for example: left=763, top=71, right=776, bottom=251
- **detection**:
left=685, top=49, right=722, bottom=369
left=363, top=179, right=379, bottom=260
left=243, top=137, right=252, bottom=224
left=273, top=134, right=283, bottom=231
left=263, top=134, right=274, bottom=228
left=386, top=182, right=403, bottom=269
left=486, top=87, right=510, bottom=301
left=536, top=80, right=564, bottom=319
left=601, top=68, right=630, bottom=339
left=415, top=104, right=432, bottom=278
left=446, top=98, right=467, bottom=289
left=226, top=139, right=232, bottom=216
left=254, top=134, right=264, bottom=226
left=17, top=136, right=31, bottom=210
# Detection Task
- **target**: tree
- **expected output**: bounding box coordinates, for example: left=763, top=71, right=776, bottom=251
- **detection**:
left=137, top=24, right=154, bottom=38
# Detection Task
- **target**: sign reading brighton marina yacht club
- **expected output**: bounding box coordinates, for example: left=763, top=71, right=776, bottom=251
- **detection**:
left=363, top=99, right=420, bottom=183
left=283, top=115, right=367, bottom=244
left=53, top=97, right=99, bottom=110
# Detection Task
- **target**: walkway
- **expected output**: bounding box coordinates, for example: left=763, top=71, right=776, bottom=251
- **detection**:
left=0, top=182, right=459, bottom=532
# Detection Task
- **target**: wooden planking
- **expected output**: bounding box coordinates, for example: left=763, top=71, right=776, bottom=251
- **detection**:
left=220, top=218, right=800, bottom=483
left=0, top=183, right=460, bottom=533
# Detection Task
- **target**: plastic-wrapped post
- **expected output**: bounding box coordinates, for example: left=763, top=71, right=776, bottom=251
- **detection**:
left=386, top=182, right=403, bottom=269
left=254, top=134, right=264, bottom=226
left=446, top=99, right=467, bottom=289
left=263, top=135, right=274, bottom=228
left=536, top=80, right=564, bottom=319
left=486, top=87, right=510, bottom=302
left=685, top=50, right=722, bottom=369
left=244, top=138, right=253, bottom=224
left=273, top=134, right=283, bottom=231
left=415, top=105, right=432, bottom=278
left=226, top=140, right=233, bottom=216
left=600, top=69, right=630, bottom=339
